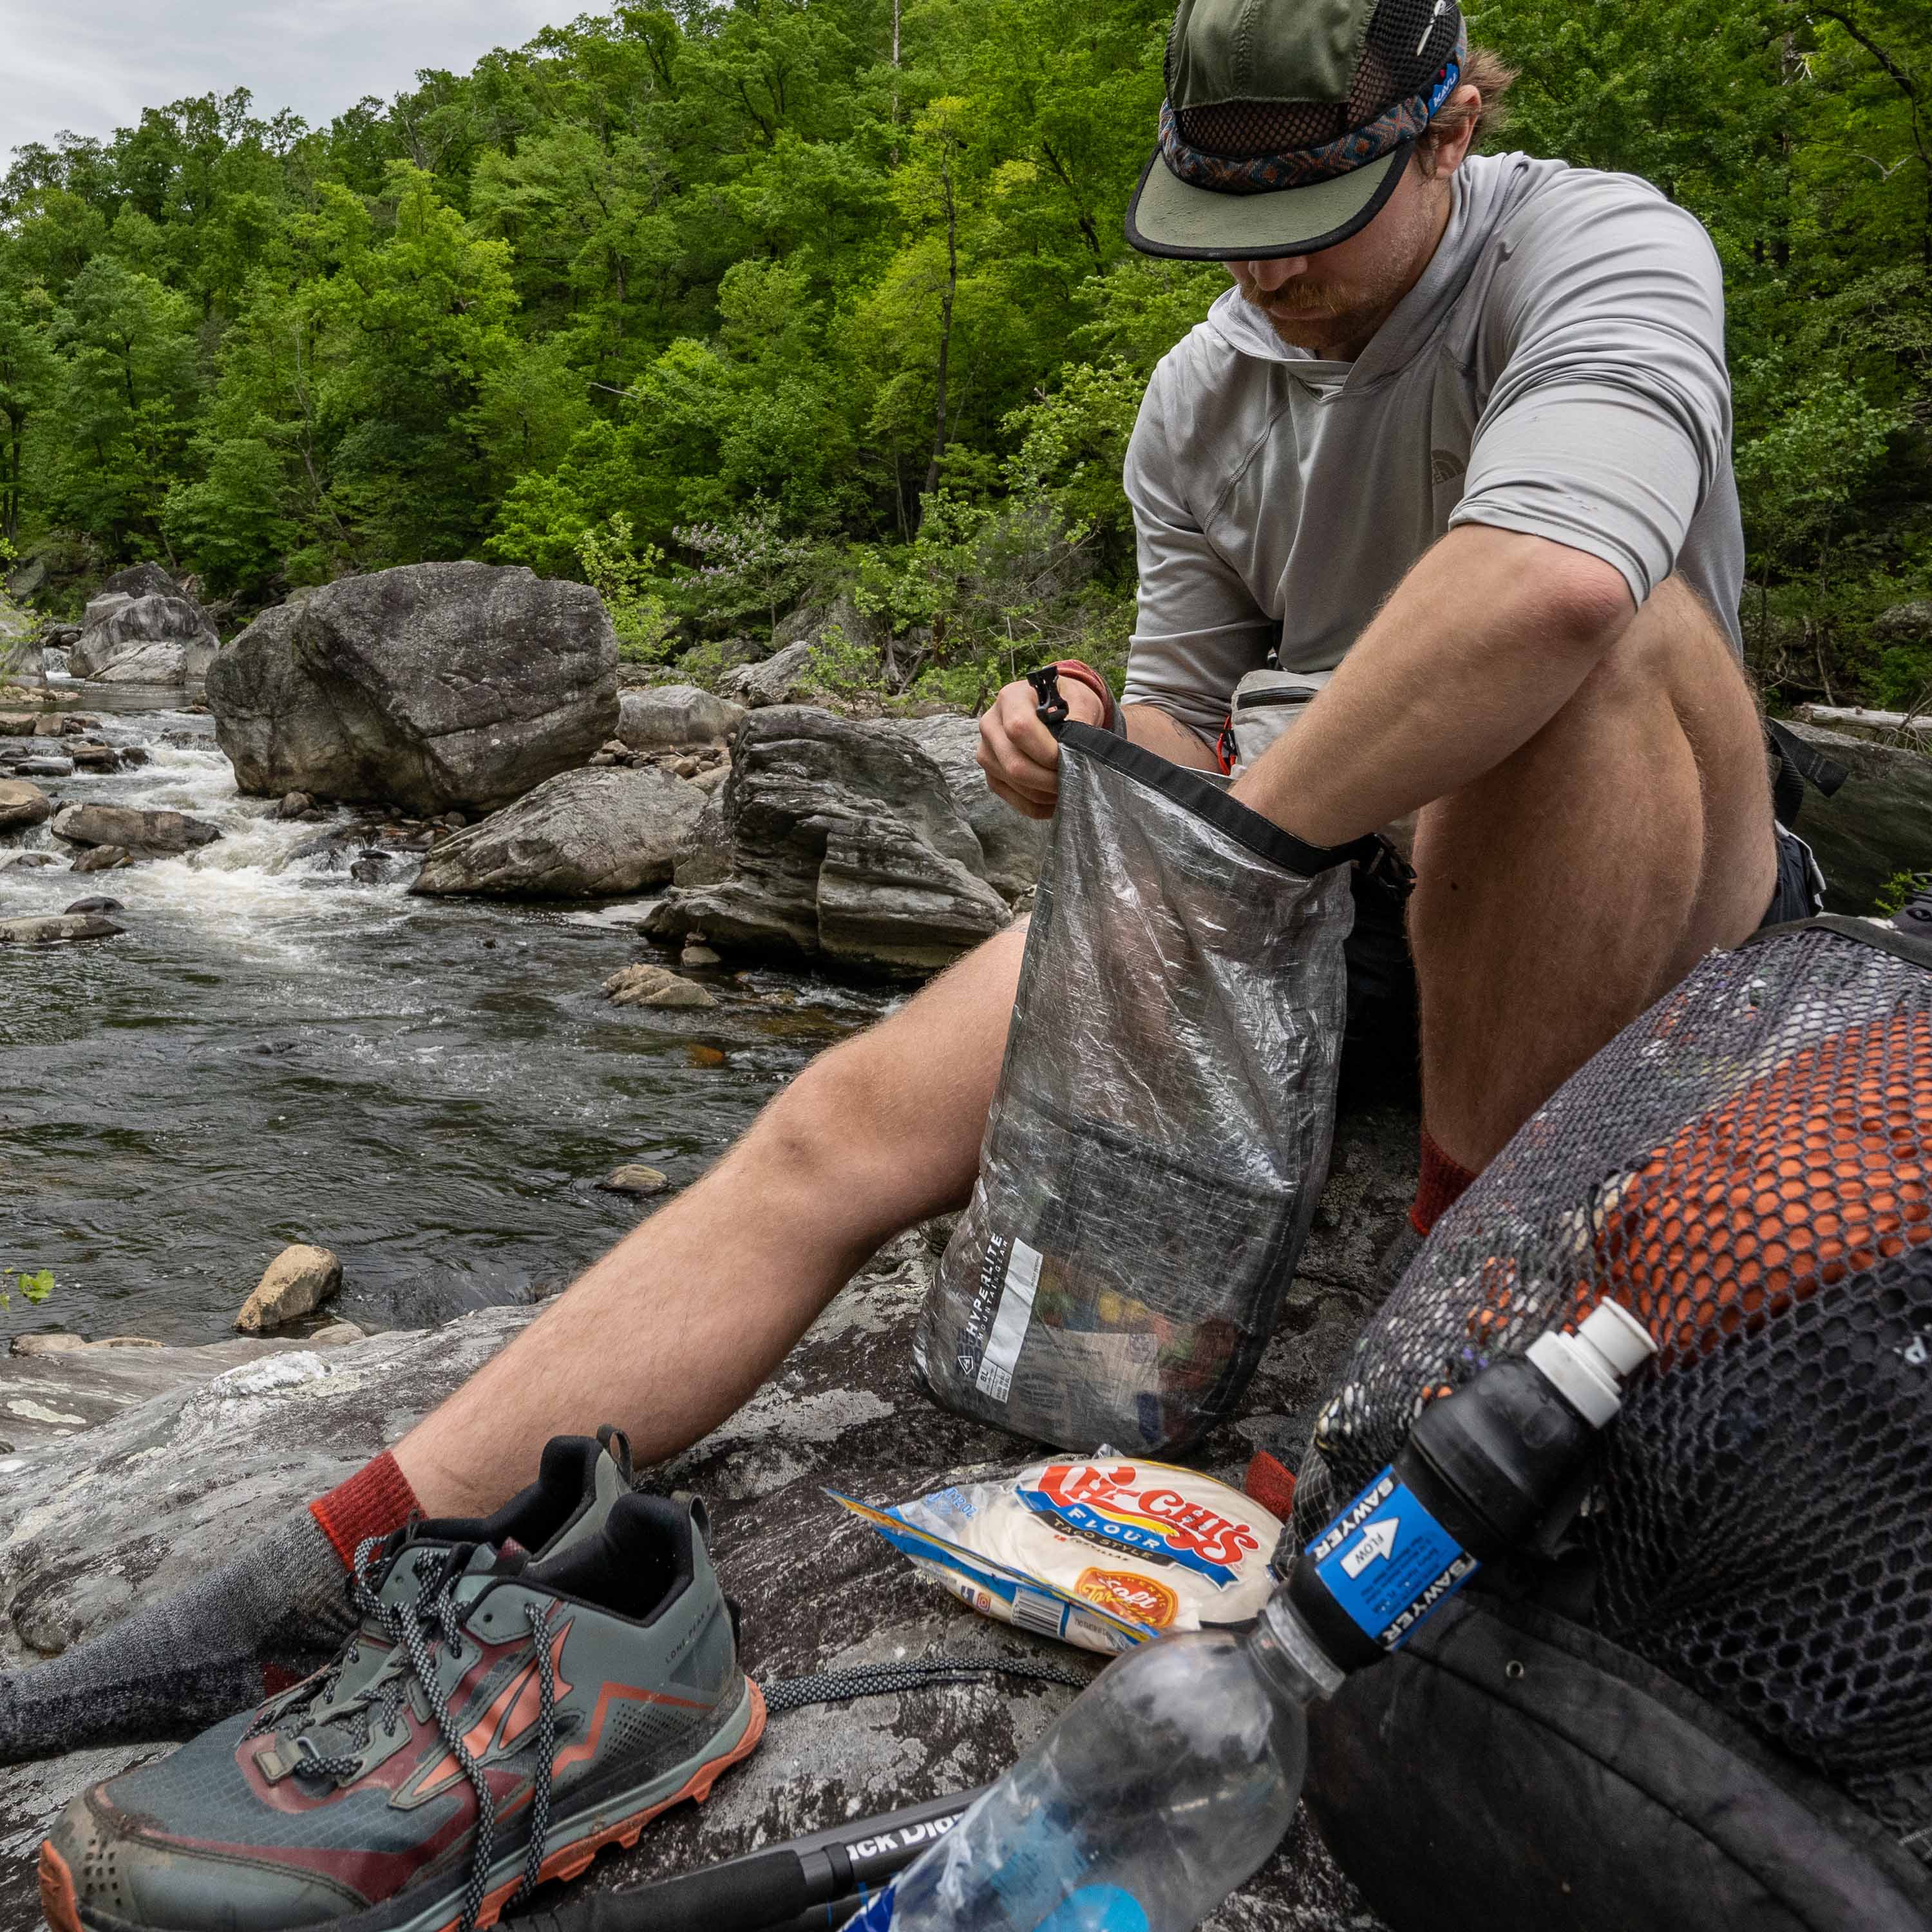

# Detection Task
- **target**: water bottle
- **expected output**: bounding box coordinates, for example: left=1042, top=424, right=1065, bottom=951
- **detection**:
left=849, top=1300, right=1655, bottom=1932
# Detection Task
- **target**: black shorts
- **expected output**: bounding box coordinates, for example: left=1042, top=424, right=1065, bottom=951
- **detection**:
left=1338, top=826, right=1828, bottom=1104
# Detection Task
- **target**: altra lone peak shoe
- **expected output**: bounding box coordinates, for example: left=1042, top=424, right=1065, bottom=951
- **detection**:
left=41, top=1488, right=763, bottom=1932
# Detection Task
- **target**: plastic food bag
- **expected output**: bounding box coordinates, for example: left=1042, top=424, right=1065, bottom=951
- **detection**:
left=833, top=1454, right=1285, bottom=1654
left=914, top=719, right=1366, bottom=1453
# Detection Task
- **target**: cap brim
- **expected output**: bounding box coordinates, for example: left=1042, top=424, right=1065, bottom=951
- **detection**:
left=1125, top=141, right=1412, bottom=260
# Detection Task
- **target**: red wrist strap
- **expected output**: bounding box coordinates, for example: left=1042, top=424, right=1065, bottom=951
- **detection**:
left=1054, top=661, right=1118, bottom=734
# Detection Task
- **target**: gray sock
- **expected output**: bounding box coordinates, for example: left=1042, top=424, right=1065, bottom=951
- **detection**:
left=0, top=1505, right=355, bottom=1765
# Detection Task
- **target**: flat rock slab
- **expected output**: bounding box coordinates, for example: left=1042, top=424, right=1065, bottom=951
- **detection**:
left=0, top=914, right=123, bottom=945
left=50, top=803, right=221, bottom=855
left=0, top=1099, right=1417, bottom=1929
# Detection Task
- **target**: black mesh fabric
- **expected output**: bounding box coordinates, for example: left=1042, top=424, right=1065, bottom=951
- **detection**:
left=1291, top=922, right=1932, bottom=1861
left=1170, top=0, right=1457, bottom=158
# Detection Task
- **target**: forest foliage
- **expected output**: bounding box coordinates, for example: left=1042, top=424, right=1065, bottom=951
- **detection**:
left=5, top=0, right=1932, bottom=712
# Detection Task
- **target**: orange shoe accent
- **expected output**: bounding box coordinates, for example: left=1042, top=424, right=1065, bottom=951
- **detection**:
left=433, top=1678, right=768, bottom=1932
left=37, top=1841, right=82, bottom=1932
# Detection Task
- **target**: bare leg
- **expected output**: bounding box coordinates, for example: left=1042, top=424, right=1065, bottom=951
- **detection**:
left=395, top=923, right=1029, bottom=1517
left=1410, top=578, right=1776, bottom=1171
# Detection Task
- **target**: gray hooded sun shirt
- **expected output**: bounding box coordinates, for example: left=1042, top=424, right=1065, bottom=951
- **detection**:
left=1119, top=152, right=1746, bottom=741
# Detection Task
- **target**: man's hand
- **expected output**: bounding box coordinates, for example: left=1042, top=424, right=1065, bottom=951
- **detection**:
left=976, top=674, right=1108, bottom=819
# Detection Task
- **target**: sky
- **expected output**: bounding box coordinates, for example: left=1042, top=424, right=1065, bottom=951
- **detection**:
left=0, top=0, right=574, bottom=162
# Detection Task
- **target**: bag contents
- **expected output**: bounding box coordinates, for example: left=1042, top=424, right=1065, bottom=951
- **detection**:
left=835, top=1454, right=1284, bottom=1655
left=915, top=719, right=1365, bottom=1453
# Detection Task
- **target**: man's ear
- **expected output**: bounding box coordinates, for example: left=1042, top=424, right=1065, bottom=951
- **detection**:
left=1434, top=84, right=1482, bottom=175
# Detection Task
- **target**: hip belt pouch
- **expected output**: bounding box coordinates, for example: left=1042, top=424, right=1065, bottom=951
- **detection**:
left=914, top=721, right=1365, bottom=1454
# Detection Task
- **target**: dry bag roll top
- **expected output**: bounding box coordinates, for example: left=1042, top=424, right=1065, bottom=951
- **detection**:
left=1291, top=915, right=1932, bottom=1921
left=914, top=721, right=1368, bottom=1454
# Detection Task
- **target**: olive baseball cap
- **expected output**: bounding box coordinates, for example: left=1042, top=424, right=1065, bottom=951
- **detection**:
left=1126, top=0, right=1467, bottom=260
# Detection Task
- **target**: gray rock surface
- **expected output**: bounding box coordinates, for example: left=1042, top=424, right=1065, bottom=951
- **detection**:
left=617, top=684, right=747, bottom=753
left=411, top=765, right=706, bottom=900
left=1783, top=719, right=1932, bottom=913
left=234, top=1244, right=343, bottom=1334
left=50, top=802, right=221, bottom=857
left=0, top=1094, right=1417, bottom=1928
left=0, top=914, right=123, bottom=945
left=1873, top=600, right=1932, bottom=643
left=0, top=779, right=50, bottom=833
left=69, top=587, right=219, bottom=686
left=645, top=707, right=1011, bottom=976
left=206, top=564, right=619, bottom=813
left=895, top=712, right=1046, bottom=900
left=720, top=639, right=817, bottom=708
left=604, top=961, right=717, bottom=1008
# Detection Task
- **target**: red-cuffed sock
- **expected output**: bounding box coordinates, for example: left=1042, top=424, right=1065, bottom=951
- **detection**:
left=308, top=1450, right=422, bottom=1570
left=1410, top=1127, right=1479, bottom=1238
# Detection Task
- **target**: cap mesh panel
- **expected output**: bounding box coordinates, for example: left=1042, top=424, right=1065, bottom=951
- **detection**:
left=1170, top=0, right=1457, bottom=158
left=1291, top=925, right=1932, bottom=1861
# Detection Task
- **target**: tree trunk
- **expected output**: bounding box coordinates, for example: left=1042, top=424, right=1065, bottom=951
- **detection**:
left=921, top=151, right=958, bottom=505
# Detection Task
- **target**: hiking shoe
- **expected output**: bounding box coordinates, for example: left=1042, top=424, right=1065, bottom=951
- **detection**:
left=41, top=1489, right=763, bottom=1932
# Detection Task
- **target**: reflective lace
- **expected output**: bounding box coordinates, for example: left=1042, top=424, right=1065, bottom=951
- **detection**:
left=245, top=1535, right=560, bottom=1932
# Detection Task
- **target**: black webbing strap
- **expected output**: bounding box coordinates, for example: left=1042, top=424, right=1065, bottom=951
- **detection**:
left=1765, top=718, right=1849, bottom=829
left=759, top=1653, right=1096, bottom=1715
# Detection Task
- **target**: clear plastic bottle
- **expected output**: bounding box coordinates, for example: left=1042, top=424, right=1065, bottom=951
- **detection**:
left=850, top=1593, right=1341, bottom=1932
left=850, top=1300, right=1654, bottom=1932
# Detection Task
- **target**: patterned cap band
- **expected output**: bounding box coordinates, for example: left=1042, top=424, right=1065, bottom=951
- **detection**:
left=1158, top=28, right=1467, bottom=196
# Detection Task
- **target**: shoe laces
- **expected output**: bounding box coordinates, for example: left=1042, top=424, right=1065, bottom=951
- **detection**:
left=247, top=1533, right=562, bottom=1932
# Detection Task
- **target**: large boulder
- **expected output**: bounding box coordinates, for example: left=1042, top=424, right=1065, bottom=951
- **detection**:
left=894, top=712, right=1046, bottom=901
left=0, top=778, right=51, bottom=832
left=1782, top=719, right=1932, bottom=913
left=0, top=595, right=41, bottom=687
left=0, top=1091, right=1418, bottom=1927
left=206, top=564, right=619, bottom=815
left=643, top=706, right=1010, bottom=975
left=69, top=572, right=220, bottom=685
left=50, top=802, right=221, bottom=857
left=411, top=764, right=706, bottom=899
left=719, top=639, right=817, bottom=709
left=617, top=684, right=747, bottom=754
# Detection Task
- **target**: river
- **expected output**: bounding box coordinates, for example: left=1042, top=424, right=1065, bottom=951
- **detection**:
left=1, top=683, right=893, bottom=1344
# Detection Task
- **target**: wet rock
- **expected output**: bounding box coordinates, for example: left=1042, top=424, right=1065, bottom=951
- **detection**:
left=604, top=962, right=718, bottom=1009
left=234, top=1244, right=343, bottom=1334
left=275, top=791, right=314, bottom=820
left=12, top=1336, right=160, bottom=1358
left=62, top=898, right=125, bottom=915
left=615, top=686, right=746, bottom=756
left=67, top=743, right=122, bottom=772
left=309, top=1321, right=367, bottom=1347
left=0, top=778, right=51, bottom=832
left=644, top=707, right=1010, bottom=977
left=70, top=846, right=134, bottom=873
left=412, top=764, right=706, bottom=900
left=32, top=715, right=62, bottom=737
left=51, top=802, right=221, bottom=857
left=207, top=563, right=619, bottom=814
left=70, top=577, right=220, bottom=686
left=1783, top=720, right=1932, bottom=913
left=0, top=914, right=124, bottom=944
left=14, top=755, right=73, bottom=779
left=681, top=940, right=721, bottom=968
left=719, top=639, right=818, bottom=710
left=894, top=713, right=1046, bottom=901
left=598, top=1163, right=669, bottom=1195
left=0, top=851, right=59, bottom=871
left=348, top=853, right=395, bottom=886
left=0, top=712, right=37, bottom=737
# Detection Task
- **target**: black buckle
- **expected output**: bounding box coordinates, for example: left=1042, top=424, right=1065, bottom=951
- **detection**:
left=1026, top=665, right=1068, bottom=735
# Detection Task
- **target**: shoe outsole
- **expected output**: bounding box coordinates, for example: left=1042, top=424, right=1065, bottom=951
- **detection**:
left=39, top=1677, right=768, bottom=1932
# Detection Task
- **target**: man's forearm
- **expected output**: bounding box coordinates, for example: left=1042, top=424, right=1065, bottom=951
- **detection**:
left=1228, top=525, right=1637, bottom=847
left=1123, top=701, right=1221, bottom=771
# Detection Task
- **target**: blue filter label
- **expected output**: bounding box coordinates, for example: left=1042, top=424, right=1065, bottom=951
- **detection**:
left=1308, top=1468, right=1479, bottom=1649
left=1034, top=1886, right=1152, bottom=1932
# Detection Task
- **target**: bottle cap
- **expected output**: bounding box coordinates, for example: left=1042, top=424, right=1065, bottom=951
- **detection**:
left=1526, top=1298, right=1658, bottom=1427
left=1577, top=1298, right=1656, bottom=1379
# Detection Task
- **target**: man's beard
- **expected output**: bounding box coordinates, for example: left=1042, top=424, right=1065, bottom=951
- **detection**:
left=1238, top=276, right=1374, bottom=344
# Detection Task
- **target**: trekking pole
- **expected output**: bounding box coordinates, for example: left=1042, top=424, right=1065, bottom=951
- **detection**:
left=509, top=1786, right=989, bottom=1932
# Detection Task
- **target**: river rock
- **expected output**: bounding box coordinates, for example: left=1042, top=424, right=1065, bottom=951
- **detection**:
left=604, top=962, right=717, bottom=1009
left=599, top=1163, right=669, bottom=1195
left=0, top=778, right=51, bottom=832
left=719, top=639, right=817, bottom=709
left=0, top=914, right=124, bottom=944
left=14, top=755, right=71, bottom=778
left=32, top=715, right=61, bottom=737
left=50, top=802, right=222, bottom=857
left=69, top=574, right=220, bottom=685
left=275, top=791, right=314, bottom=820
left=893, top=713, right=1046, bottom=900
left=0, top=851, right=59, bottom=871
left=617, top=684, right=747, bottom=754
left=234, top=1244, right=343, bottom=1334
left=207, top=563, right=619, bottom=814
left=643, top=707, right=1010, bottom=976
left=1782, top=720, right=1932, bottom=913
left=70, top=846, right=133, bottom=873
left=63, top=898, right=124, bottom=914
left=348, top=852, right=395, bottom=885
left=0, top=713, right=37, bottom=737
left=411, top=765, right=705, bottom=900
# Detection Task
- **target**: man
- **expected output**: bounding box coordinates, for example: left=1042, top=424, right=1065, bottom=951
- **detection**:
left=9, top=0, right=1817, bottom=1844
